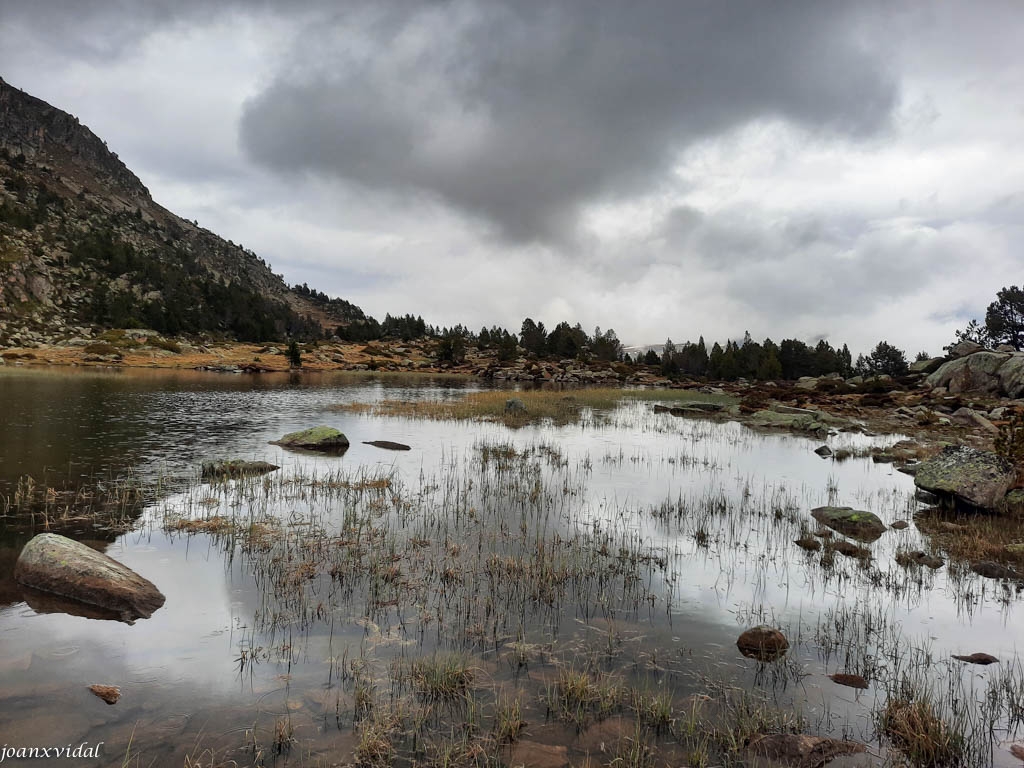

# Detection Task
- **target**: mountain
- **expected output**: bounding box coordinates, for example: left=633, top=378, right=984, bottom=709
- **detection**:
left=0, top=76, right=366, bottom=345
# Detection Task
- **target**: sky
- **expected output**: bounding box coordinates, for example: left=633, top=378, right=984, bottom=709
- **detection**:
left=1, top=1, right=1022, bottom=356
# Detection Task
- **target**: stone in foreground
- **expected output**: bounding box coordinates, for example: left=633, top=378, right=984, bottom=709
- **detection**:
left=811, top=506, right=886, bottom=542
left=737, top=626, right=789, bottom=661
left=270, top=426, right=349, bottom=452
left=913, top=445, right=1016, bottom=509
left=745, top=733, right=866, bottom=766
left=201, top=460, right=279, bottom=479
left=14, top=534, right=165, bottom=622
left=88, top=684, right=121, bottom=704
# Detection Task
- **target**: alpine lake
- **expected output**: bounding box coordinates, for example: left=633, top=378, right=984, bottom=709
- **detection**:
left=0, top=366, right=1021, bottom=768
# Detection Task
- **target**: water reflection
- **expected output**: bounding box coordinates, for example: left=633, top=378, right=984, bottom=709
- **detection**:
left=0, top=367, right=1020, bottom=765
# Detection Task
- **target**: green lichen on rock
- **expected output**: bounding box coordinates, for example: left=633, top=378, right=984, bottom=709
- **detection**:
left=914, top=445, right=1015, bottom=510
left=811, top=506, right=886, bottom=542
left=271, top=426, right=350, bottom=452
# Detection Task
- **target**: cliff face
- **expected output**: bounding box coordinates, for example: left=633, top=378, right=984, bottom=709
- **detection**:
left=0, top=77, right=150, bottom=201
left=0, top=77, right=363, bottom=344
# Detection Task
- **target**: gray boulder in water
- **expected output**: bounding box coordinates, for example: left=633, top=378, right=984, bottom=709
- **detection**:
left=914, top=445, right=1016, bottom=510
left=271, top=426, right=350, bottom=452
left=811, top=506, right=886, bottom=542
left=14, top=533, right=165, bottom=623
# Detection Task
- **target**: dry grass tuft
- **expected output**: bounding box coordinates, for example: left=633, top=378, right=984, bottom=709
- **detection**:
left=881, top=695, right=963, bottom=767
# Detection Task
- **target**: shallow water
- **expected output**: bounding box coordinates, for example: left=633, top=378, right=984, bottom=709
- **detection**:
left=0, top=366, right=1021, bottom=766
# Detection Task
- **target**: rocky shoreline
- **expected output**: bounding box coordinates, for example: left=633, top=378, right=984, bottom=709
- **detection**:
left=1, top=331, right=1021, bottom=452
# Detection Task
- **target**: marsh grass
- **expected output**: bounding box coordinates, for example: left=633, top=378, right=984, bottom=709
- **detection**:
left=354, top=712, right=398, bottom=768
left=492, top=695, right=525, bottom=744
left=880, top=692, right=964, bottom=767
left=121, top=414, right=1024, bottom=766
left=1, top=471, right=149, bottom=531
left=410, top=655, right=476, bottom=701
left=545, top=667, right=623, bottom=727
left=915, top=506, right=1024, bottom=571
left=333, top=387, right=736, bottom=427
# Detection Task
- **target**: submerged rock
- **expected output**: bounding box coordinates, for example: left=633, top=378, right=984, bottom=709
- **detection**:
left=14, top=534, right=165, bottom=622
left=829, top=673, right=869, bottom=690
left=814, top=445, right=833, bottom=457
left=745, top=733, right=866, bottom=766
left=914, top=446, right=1016, bottom=510
left=88, top=684, right=120, bottom=704
left=971, top=560, right=1019, bottom=580
left=270, top=426, right=349, bottom=452
left=363, top=440, right=412, bottom=451
left=736, top=626, right=789, bottom=661
left=656, top=401, right=725, bottom=414
left=201, top=460, right=279, bottom=479
left=828, top=539, right=872, bottom=560
left=895, top=550, right=944, bottom=569
left=794, top=534, right=822, bottom=552
left=811, top=506, right=886, bottom=542
left=952, top=652, right=998, bottom=665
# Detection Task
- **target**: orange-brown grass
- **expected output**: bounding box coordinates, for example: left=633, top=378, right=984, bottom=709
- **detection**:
left=334, top=388, right=735, bottom=427
left=166, top=516, right=238, bottom=534
left=915, top=507, right=1024, bottom=568
left=881, top=695, right=963, bottom=766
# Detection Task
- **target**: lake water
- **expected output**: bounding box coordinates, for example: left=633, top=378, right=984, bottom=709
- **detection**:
left=0, top=366, right=1021, bottom=767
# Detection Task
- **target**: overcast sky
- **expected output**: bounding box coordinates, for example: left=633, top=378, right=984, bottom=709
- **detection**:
left=2, top=1, right=1022, bottom=355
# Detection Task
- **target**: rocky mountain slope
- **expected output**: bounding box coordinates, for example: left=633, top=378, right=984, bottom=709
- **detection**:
left=0, top=76, right=365, bottom=345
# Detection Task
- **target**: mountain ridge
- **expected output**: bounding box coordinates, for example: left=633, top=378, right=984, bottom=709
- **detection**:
left=0, top=76, right=365, bottom=345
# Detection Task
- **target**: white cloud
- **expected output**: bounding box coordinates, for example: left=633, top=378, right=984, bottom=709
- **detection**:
left=1, top=1, right=1022, bottom=355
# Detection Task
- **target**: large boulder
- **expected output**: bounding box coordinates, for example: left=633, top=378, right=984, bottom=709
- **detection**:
left=998, top=354, right=1024, bottom=398
left=914, top=446, right=1016, bottom=509
left=925, top=351, right=1010, bottom=394
left=14, top=534, right=165, bottom=622
left=270, top=426, right=349, bottom=452
left=949, top=340, right=986, bottom=358
left=909, top=357, right=946, bottom=375
left=811, top=506, right=886, bottom=542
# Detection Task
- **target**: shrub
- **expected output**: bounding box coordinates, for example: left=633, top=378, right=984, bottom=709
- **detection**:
left=286, top=340, right=302, bottom=368
left=150, top=337, right=181, bottom=353
left=995, top=410, right=1024, bottom=465
left=83, top=342, right=118, bottom=355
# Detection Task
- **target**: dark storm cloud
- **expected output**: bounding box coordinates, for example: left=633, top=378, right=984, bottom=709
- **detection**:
left=236, top=1, right=898, bottom=243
